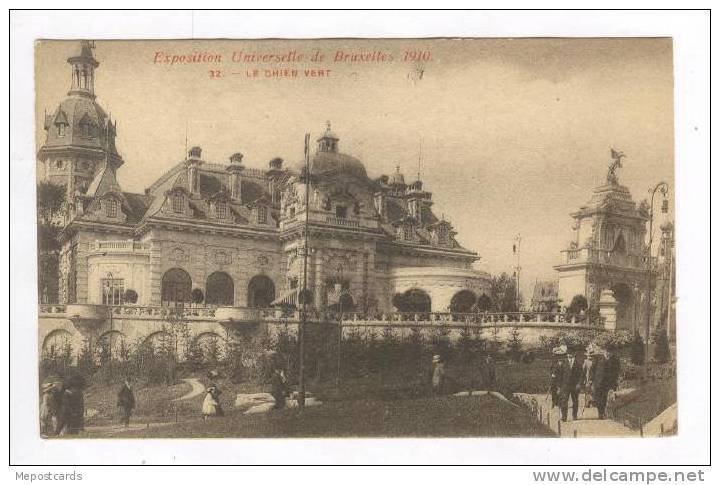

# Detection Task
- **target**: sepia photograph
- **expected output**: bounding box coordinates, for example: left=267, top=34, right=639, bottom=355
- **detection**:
left=32, top=35, right=680, bottom=441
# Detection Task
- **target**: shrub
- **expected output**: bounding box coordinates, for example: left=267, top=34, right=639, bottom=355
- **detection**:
left=124, top=289, right=139, bottom=304
left=191, top=288, right=204, bottom=304
left=506, top=328, right=524, bottom=362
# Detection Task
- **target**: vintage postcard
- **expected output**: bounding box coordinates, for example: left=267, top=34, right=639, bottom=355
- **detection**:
left=34, top=37, right=677, bottom=441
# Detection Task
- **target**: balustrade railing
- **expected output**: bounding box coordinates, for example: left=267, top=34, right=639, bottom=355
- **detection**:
left=39, top=304, right=67, bottom=315
left=90, top=241, right=149, bottom=252
left=39, top=304, right=604, bottom=327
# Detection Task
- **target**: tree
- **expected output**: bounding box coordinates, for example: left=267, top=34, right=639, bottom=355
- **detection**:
left=568, top=294, right=589, bottom=315
left=630, top=331, right=645, bottom=365
left=475, top=294, right=492, bottom=312
left=506, top=327, right=524, bottom=362
left=490, top=273, right=520, bottom=312
left=124, top=289, right=139, bottom=304
left=37, top=181, right=65, bottom=303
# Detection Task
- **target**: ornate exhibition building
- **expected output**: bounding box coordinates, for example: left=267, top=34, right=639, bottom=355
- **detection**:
left=38, top=42, right=494, bottom=354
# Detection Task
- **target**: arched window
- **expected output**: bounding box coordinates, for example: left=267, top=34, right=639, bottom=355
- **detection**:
left=161, top=268, right=192, bottom=306
left=450, top=290, right=477, bottom=313
left=247, top=275, right=275, bottom=308
left=393, top=288, right=431, bottom=313
left=206, top=271, right=234, bottom=306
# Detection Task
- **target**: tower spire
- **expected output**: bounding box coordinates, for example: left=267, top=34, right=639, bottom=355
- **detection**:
left=67, top=40, right=99, bottom=98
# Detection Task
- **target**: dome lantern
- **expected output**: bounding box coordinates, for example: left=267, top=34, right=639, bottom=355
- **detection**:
left=67, top=40, right=99, bottom=98
left=317, top=120, right=339, bottom=153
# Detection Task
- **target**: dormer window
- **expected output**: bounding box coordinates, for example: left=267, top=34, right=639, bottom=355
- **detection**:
left=57, top=123, right=66, bottom=137
left=403, top=226, right=413, bottom=240
left=215, top=201, right=227, bottom=219
left=171, top=193, right=184, bottom=213
left=105, top=198, right=118, bottom=218
left=257, top=206, right=268, bottom=224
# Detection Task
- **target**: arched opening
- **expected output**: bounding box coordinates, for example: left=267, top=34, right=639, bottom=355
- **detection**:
left=450, top=290, right=477, bottom=313
left=42, top=329, right=73, bottom=359
left=192, top=332, right=225, bottom=364
left=247, top=275, right=275, bottom=308
left=611, top=283, right=634, bottom=331
left=206, top=271, right=234, bottom=306
left=161, top=268, right=192, bottom=306
left=97, top=330, right=128, bottom=362
left=393, top=288, right=432, bottom=313
left=143, top=331, right=174, bottom=356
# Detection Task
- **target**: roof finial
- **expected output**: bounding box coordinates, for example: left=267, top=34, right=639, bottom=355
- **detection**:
left=417, top=137, right=423, bottom=181
left=326, top=120, right=332, bottom=133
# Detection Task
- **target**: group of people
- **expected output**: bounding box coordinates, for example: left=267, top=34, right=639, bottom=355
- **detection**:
left=40, top=377, right=137, bottom=436
left=39, top=376, right=86, bottom=437
left=431, top=354, right=497, bottom=396
left=549, top=343, right=620, bottom=421
left=202, top=371, right=225, bottom=419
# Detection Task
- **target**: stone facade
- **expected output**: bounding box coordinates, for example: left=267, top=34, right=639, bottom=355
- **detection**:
left=38, top=42, right=493, bottom=356
left=554, top=162, right=654, bottom=335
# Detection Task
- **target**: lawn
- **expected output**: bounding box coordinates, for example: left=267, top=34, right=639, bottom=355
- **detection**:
left=84, top=380, right=191, bottom=425
left=120, top=394, right=554, bottom=438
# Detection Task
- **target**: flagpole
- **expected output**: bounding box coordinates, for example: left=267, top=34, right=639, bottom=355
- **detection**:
left=298, top=132, right=311, bottom=411
left=514, top=234, right=521, bottom=310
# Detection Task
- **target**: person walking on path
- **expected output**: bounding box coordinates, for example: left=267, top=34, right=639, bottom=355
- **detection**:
left=549, top=345, right=566, bottom=408
left=555, top=346, right=585, bottom=421
left=58, top=375, right=86, bottom=435
left=39, top=382, right=61, bottom=437
left=480, top=355, right=496, bottom=391
left=589, top=346, right=622, bottom=419
left=431, top=355, right=446, bottom=396
left=116, top=380, right=136, bottom=428
left=270, top=368, right=288, bottom=410
left=202, top=385, right=221, bottom=420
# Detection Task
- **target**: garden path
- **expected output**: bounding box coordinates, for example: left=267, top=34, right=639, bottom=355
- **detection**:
left=527, top=392, right=640, bottom=437
left=173, top=377, right=205, bottom=401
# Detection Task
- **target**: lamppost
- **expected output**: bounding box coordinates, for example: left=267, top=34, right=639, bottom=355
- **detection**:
left=632, top=282, right=639, bottom=334
left=645, top=182, right=669, bottom=363
left=103, top=271, right=115, bottom=373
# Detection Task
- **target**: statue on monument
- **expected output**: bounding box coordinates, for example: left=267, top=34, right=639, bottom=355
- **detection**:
left=607, top=148, right=626, bottom=185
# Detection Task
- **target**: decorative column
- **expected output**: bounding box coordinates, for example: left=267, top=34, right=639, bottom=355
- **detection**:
left=598, top=289, right=618, bottom=331
left=227, top=152, right=244, bottom=201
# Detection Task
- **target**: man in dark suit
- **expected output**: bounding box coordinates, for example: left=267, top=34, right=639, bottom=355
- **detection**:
left=556, top=346, right=585, bottom=421
left=590, top=346, right=621, bottom=419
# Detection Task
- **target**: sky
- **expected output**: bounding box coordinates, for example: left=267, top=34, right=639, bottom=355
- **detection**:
left=35, top=38, right=675, bottom=300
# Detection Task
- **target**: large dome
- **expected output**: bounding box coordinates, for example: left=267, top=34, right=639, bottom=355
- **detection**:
left=43, top=95, right=111, bottom=150
left=310, top=150, right=367, bottom=178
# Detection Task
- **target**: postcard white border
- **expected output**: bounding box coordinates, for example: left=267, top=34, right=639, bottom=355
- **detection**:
left=8, top=9, right=711, bottom=466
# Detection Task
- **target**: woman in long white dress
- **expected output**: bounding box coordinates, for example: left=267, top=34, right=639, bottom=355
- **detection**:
left=202, top=386, right=219, bottom=419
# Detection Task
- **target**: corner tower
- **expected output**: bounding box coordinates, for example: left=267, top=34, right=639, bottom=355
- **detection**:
left=38, top=41, right=124, bottom=202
